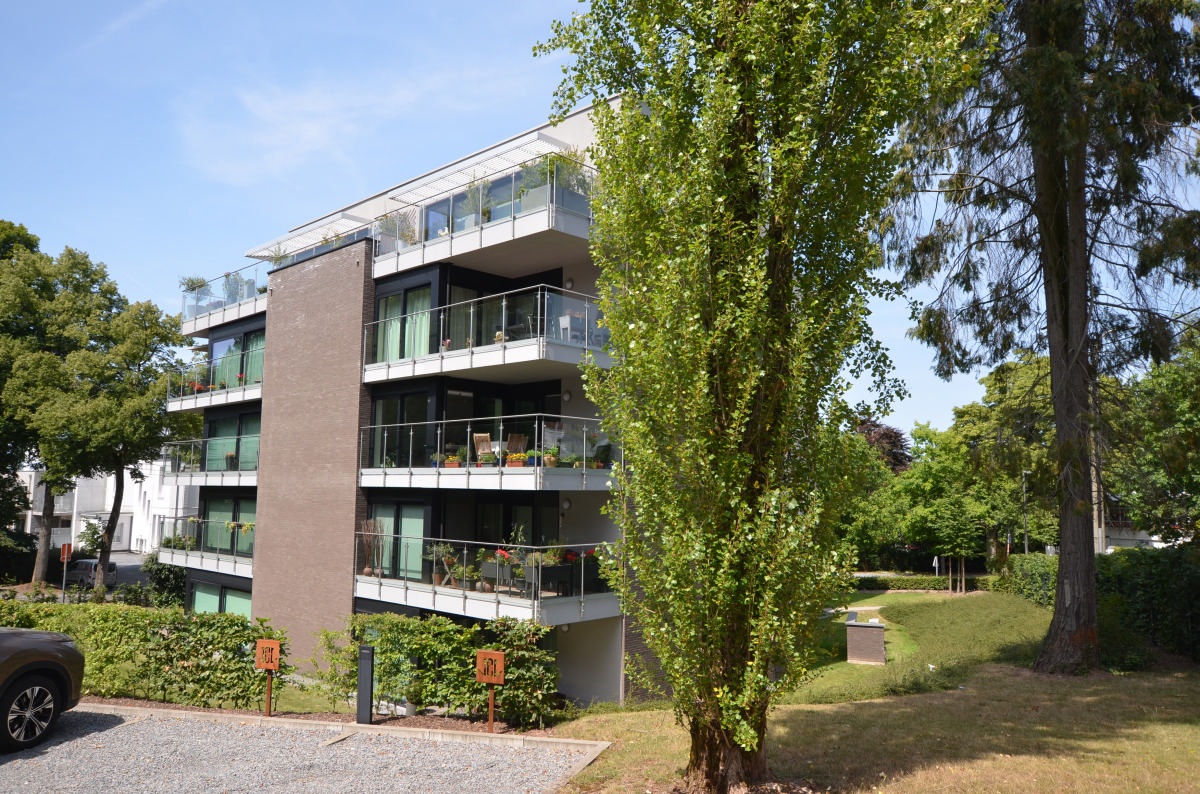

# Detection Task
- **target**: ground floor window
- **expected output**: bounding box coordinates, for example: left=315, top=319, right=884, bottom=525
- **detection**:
left=192, top=582, right=251, bottom=618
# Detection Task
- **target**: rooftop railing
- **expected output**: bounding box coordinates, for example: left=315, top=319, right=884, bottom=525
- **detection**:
left=374, top=153, right=595, bottom=257
left=161, top=435, right=261, bottom=474
left=355, top=534, right=610, bottom=602
left=180, top=263, right=268, bottom=320
left=364, top=285, right=608, bottom=365
left=360, top=413, right=616, bottom=471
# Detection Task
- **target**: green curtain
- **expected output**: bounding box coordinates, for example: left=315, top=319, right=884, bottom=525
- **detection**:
left=403, top=286, right=431, bottom=358
left=376, top=295, right=403, bottom=363
left=205, top=497, right=234, bottom=554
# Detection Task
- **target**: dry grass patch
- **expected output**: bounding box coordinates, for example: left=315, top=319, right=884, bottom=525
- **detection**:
left=553, top=664, right=1200, bottom=792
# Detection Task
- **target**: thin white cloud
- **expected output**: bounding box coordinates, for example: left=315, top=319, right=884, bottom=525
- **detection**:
left=176, top=80, right=421, bottom=186
left=86, top=0, right=173, bottom=49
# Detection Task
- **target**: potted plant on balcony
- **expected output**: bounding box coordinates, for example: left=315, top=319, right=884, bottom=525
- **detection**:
left=428, top=452, right=446, bottom=468
left=443, top=454, right=461, bottom=468
left=526, top=449, right=542, bottom=466
left=505, top=451, right=528, bottom=468
left=425, top=541, right=459, bottom=585
left=542, top=446, right=559, bottom=468
left=561, top=453, right=582, bottom=468
left=478, top=452, right=498, bottom=467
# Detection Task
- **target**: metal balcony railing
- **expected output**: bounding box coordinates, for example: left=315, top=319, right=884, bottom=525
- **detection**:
left=161, top=516, right=255, bottom=558
left=360, top=413, right=616, bottom=471
left=161, top=435, right=261, bottom=474
left=364, top=284, right=607, bottom=365
left=168, top=347, right=265, bottom=399
left=374, top=153, right=594, bottom=256
left=355, top=534, right=610, bottom=602
left=180, top=263, right=268, bottom=320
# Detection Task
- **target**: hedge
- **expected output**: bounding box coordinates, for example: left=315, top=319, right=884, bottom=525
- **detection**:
left=310, top=613, right=559, bottom=728
left=1096, top=545, right=1200, bottom=662
left=854, top=574, right=985, bottom=591
left=0, top=601, right=292, bottom=708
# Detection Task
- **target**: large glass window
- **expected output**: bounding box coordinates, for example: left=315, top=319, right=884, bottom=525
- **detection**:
left=206, top=413, right=260, bottom=471
left=368, top=503, right=424, bottom=580
left=210, top=329, right=265, bottom=389
left=201, top=495, right=255, bottom=556
left=375, top=286, right=432, bottom=363
left=373, top=393, right=433, bottom=467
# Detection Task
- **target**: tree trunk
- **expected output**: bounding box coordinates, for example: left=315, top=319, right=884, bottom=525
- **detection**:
left=29, top=483, right=54, bottom=585
left=94, top=468, right=124, bottom=593
left=1021, top=0, right=1100, bottom=673
left=686, top=712, right=768, bottom=794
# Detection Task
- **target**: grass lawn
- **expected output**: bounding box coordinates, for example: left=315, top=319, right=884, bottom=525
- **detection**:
left=549, top=591, right=1200, bottom=793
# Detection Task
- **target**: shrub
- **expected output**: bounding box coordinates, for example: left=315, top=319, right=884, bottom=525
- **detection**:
left=309, top=613, right=561, bottom=728
left=855, top=575, right=970, bottom=591
left=991, top=553, right=1057, bottom=608
left=141, top=551, right=187, bottom=607
left=0, top=601, right=293, bottom=708
left=1097, top=545, right=1200, bottom=661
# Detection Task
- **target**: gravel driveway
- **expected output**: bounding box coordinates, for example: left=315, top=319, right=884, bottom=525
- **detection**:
left=0, top=704, right=606, bottom=793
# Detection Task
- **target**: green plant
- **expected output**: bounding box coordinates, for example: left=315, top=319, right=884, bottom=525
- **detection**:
left=506, top=451, right=528, bottom=462
left=77, top=520, right=104, bottom=557
left=141, top=551, right=186, bottom=607
left=179, top=275, right=211, bottom=295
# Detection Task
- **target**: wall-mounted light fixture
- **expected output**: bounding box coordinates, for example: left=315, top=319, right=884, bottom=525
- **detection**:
left=564, top=277, right=575, bottom=290
left=560, top=390, right=572, bottom=403
left=560, top=498, right=572, bottom=512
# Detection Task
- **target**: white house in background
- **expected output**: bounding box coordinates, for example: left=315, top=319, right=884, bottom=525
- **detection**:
left=16, top=462, right=198, bottom=555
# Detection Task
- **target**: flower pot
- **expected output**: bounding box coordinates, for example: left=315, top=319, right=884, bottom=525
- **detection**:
left=362, top=566, right=374, bottom=576
left=543, top=455, right=558, bottom=468
left=507, top=460, right=525, bottom=468
left=444, top=461, right=461, bottom=468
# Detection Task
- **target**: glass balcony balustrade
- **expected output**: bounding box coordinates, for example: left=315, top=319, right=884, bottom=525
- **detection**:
left=161, top=516, right=255, bottom=558
left=360, top=413, right=616, bottom=471
left=364, top=285, right=608, bottom=365
left=355, top=534, right=610, bottom=602
left=180, top=263, right=268, bottom=321
left=168, top=347, right=265, bottom=399
left=162, top=435, right=261, bottom=474
left=374, top=153, right=594, bottom=257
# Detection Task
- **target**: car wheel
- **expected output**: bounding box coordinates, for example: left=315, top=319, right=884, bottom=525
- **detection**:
left=1, top=674, right=61, bottom=751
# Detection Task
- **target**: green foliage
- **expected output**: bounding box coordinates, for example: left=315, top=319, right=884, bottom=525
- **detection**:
left=141, top=551, right=187, bottom=607
left=0, top=601, right=293, bottom=708
left=1097, top=545, right=1200, bottom=661
left=540, top=0, right=993, bottom=779
left=1107, top=333, right=1200, bottom=542
left=991, top=553, right=1058, bottom=609
left=309, top=614, right=561, bottom=729
left=76, top=520, right=104, bottom=556
left=855, top=575, right=958, bottom=591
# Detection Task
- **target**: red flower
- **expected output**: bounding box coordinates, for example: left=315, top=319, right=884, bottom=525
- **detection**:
left=495, top=548, right=513, bottom=561
left=564, top=551, right=579, bottom=563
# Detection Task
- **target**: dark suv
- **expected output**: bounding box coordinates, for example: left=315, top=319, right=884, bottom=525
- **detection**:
left=0, top=628, right=85, bottom=751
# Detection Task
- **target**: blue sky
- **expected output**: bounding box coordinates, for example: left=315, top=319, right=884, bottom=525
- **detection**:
left=0, top=0, right=983, bottom=432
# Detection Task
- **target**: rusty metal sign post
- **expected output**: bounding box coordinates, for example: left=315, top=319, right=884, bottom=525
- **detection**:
left=475, top=649, right=505, bottom=733
left=59, top=544, right=72, bottom=604
left=255, top=639, right=282, bottom=717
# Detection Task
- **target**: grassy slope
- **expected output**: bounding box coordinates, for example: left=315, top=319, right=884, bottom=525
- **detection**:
left=551, top=591, right=1200, bottom=793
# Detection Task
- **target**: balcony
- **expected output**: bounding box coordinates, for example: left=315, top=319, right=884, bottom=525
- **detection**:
left=160, top=436, right=260, bottom=487
left=359, top=413, right=618, bottom=492
left=373, top=151, right=595, bottom=279
left=354, top=535, right=620, bottom=626
left=158, top=516, right=254, bottom=578
left=363, top=285, right=609, bottom=383
left=167, top=348, right=264, bottom=412
left=179, top=263, right=269, bottom=336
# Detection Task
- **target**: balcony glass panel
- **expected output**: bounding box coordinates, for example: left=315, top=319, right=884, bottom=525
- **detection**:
left=162, top=435, right=261, bottom=473
left=360, top=413, right=617, bottom=470
left=373, top=153, right=595, bottom=257
left=180, top=264, right=267, bottom=320
left=356, top=535, right=611, bottom=601
left=364, top=285, right=606, bottom=365
left=169, top=338, right=265, bottom=399
left=161, top=515, right=254, bottom=558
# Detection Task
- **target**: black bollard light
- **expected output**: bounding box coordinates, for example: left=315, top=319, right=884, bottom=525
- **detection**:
left=357, top=645, right=374, bottom=725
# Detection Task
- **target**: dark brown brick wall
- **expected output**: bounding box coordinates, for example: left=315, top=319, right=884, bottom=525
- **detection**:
left=253, top=240, right=374, bottom=663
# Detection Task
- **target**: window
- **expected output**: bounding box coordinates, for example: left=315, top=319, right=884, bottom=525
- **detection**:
left=368, top=503, right=424, bottom=580
left=372, top=393, right=433, bottom=467
left=211, top=329, right=265, bottom=389
left=376, top=286, right=432, bottom=363
left=201, top=496, right=255, bottom=556
left=193, top=582, right=252, bottom=617
left=205, top=413, right=260, bottom=472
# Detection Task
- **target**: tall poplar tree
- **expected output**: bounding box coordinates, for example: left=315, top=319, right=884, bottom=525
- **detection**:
left=894, top=0, right=1200, bottom=672
left=539, top=2, right=991, bottom=791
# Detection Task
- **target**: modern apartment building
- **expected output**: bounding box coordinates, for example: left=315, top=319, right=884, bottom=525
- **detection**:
left=159, top=107, right=629, bottom=703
